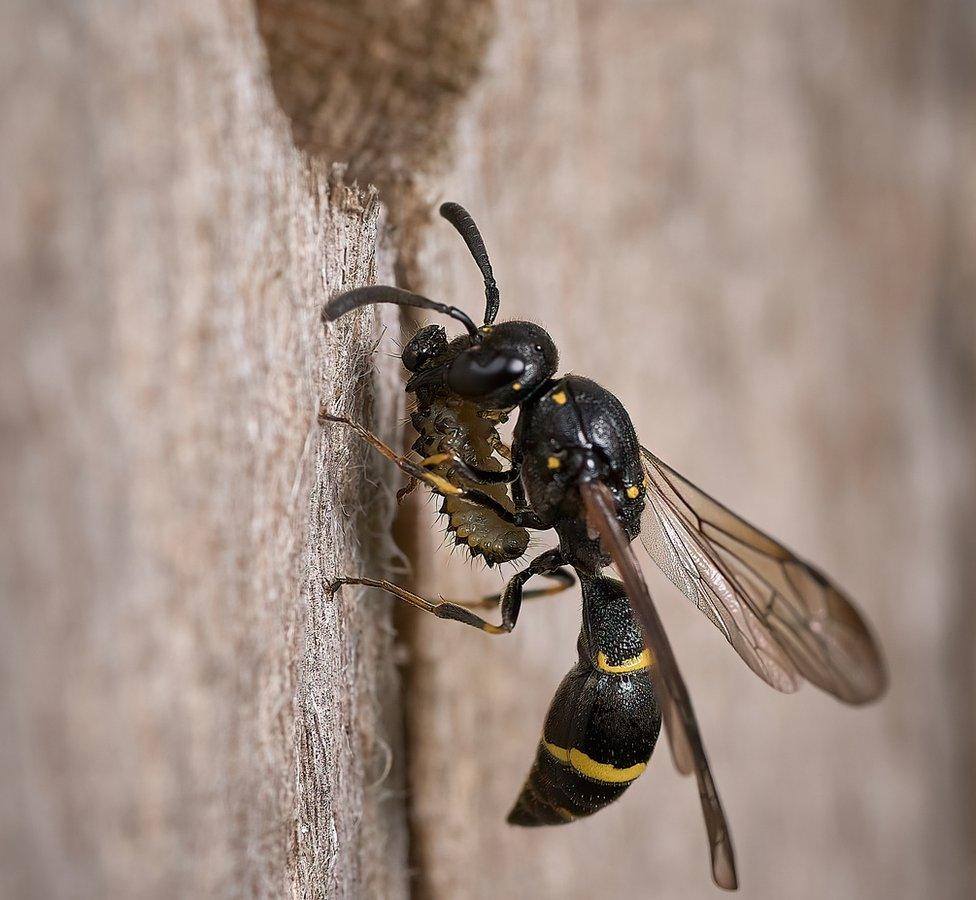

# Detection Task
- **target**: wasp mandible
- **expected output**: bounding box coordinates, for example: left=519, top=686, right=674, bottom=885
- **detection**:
left=321, top=203, right=887, bottom=891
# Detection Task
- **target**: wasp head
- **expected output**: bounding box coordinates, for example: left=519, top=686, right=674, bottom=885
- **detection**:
left=440, top=320, right=558, bottom=408
left=325, top=203, right=557, bottom=409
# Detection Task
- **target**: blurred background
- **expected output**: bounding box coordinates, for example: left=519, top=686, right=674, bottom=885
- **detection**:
left=3, top=1, right=974, bottom=899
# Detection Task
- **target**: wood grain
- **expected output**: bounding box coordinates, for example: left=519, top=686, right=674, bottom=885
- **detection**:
left=1, top=4, right=410, bottom=898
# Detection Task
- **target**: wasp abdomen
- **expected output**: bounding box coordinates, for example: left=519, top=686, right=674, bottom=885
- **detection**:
left=508, top=577, right=661, bottom=825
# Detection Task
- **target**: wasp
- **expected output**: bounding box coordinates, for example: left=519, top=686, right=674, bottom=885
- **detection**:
left=321, top=204, right=887, bottom=890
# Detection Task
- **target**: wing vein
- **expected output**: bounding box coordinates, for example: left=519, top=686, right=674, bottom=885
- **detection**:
left=637, top=446, right=886, bottom=704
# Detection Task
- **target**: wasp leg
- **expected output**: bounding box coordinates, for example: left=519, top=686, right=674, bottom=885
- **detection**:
left=492, top=549, right=566, bottom=631
left=463, top=565, right=574, bottom=609
left=320, top=411, right=550, bottom=529
left=396, top=478, right=420, bottom=504
left=488, top=431, right=513, bottom=461
left=329, top=577, right=510, bottom=634
left=330, top=550, right=567, bottom=635
left=444, top=485, right=549, bottom=529
left=446, top=456, right=521, bottom=485
left=319, top=411, right=462, bottom=497
left=418, top=449, right=520, bottom=485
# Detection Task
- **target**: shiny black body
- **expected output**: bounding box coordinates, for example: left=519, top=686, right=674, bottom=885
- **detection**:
left=515, top=375, right=646, bottom=574
left=323, top=209, right=665, bottom=828
left=509, top=575, right=661, bottom=824
left=323, top=202, right=890, bottom=891
left=323, top=202, right=760, bottom=890
left=497, top=376, right=660, bottom=819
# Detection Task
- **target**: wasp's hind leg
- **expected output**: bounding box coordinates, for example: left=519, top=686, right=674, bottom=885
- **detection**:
left=328, top=577, right=512, bottom=634
left=396, top=478, right=420, bottom=504
left=463, top=562, right=574, bottom=610
left=330, top=549, right=568, bottom=635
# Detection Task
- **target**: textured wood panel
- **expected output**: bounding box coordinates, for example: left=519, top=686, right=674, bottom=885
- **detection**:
left=0, top=3, right=410, bottom=898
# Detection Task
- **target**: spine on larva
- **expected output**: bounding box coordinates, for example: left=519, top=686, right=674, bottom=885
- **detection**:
left=508, top=576, right=661, bottom=825
left=410, top=399, right=529, bottom=566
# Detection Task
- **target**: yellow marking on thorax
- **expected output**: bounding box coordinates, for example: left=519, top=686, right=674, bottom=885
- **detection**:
left=547, top=456, right=561, bottom=470
left=421, top=452, right=453, bottom=467
left=512, top=382, right=522, bottom=391
left=626, top=484, right=640, bottom=499
left=569, top=748, right=646, bottom=784
left=551, top=390, right=567, bottom=405
left=596, top=648, right=652, bottom=674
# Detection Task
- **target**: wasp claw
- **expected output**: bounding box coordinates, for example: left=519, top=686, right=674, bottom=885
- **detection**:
left=397, top=479, right=420, bottom=504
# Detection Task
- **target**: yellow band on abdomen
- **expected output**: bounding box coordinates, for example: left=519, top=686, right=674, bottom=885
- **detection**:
left=569, top=748, right=646, bottom=784
left=596, top=648, right=651, bottom=674
left=543, top=740, right=570, bottom=763
left=543, top=739, right=647, bottom=784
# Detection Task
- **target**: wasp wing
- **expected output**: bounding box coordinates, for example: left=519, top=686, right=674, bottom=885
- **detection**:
left=580, top=480, right=738, bottom=892
left=639, top=447, right=886, bottom=704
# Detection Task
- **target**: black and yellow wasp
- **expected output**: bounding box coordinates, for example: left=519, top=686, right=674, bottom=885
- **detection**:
left=321, top=203, right=887, bottom=890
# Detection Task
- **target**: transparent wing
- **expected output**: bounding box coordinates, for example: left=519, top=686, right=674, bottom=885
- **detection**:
left=640, top=447, right=887, bottom=704
left=580, top=480, right=738, bottom=892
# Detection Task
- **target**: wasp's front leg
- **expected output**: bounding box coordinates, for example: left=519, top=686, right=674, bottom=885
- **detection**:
left=319, top=411, right=463, bottom=498
left=320, top=411, right=549, bottom=530
left=442, top=454, right=522, bottom=485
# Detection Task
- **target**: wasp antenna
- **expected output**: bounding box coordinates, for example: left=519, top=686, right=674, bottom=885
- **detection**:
left=323, top=285, right=479, bottom=338
left=439, top=202, right=500, bottom=326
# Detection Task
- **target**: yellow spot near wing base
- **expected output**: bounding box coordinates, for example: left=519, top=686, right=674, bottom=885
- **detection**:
left=626, top=484, right=640, bottom=499
left=547, top=456, right=561, bottom=470
left=551, top=390, right=567, bottom=405
left=421, top=453, right=453, bottom=467
left=596, top=649, right=651, bottom=674
left=543, top=739, right=647, bottom=784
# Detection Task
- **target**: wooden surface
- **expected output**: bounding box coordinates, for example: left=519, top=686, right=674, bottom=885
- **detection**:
left=1, top=4, right=410, bottom=898
left=3, top=2, right=973, bottom=899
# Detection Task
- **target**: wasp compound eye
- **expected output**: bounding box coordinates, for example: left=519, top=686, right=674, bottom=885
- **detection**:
left=447, top=351, right=525, bottom=398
